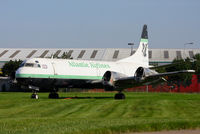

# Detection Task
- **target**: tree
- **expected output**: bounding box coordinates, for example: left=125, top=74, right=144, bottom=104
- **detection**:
left=2, top=60, right=23, bottom=77
left=192, top=54, right=200, bottom=82
left=165, top=58, right=193, bottom=88
left=60, top=52, right=73, bottom=59
left=47, top=52, right=73, bottom=59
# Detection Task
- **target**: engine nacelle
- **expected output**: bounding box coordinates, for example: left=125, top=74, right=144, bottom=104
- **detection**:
left=102, top=71, right=127, bottom=91
left=134, top=67, right=157, bottom=81
left=134, top=67, right=145, bottom=81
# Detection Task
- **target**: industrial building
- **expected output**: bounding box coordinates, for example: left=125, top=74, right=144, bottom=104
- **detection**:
left=0, top=48, right=199, bottom=68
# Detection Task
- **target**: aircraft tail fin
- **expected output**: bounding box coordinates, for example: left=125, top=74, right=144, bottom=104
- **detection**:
left=117, top=25, right=149, bottom=67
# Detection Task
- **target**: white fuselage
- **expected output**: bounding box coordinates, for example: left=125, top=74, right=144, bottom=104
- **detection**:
left=15, top=25, right=149, bottom=90
left=16, top=58, right=146, bottom=80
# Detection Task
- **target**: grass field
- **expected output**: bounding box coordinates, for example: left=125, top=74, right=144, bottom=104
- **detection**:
left=0, top=92, right=200, bottom=134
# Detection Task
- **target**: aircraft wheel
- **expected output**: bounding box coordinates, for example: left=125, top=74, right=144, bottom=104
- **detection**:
left=114, top=92, right=125, bottom=100
left=54, top=93, right=59, bottom=98
left=31, top=94, right=39, bottom=99
left=49, top=92, right=59, bottom=99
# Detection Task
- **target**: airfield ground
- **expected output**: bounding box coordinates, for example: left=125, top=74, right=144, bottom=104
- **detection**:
left=0, top=92, right=200, bottom=134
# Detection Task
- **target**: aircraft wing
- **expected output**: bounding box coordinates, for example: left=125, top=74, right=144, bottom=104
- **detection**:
left=149, top=63, right=176, bottom=70
left=88, top=69, right=195, bottom=90
left=149, top=59, right=195, bottom=70
left=145, top=70, right=195, bottom=78
left=114, top=70, right=195, bottom=89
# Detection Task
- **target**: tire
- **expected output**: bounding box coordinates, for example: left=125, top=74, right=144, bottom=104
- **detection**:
left=114, top=93, right=125, bottom=100
left=31, top=94, right=39, bottom=99
left=54, top=93, right=59, bottom=99
left=49, top=92, right=59, bottom=99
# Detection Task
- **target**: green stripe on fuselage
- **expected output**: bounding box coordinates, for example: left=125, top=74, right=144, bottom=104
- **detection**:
left=16, top=74, right=103, bottom=80
left=140, top=38, right=148, bottom=43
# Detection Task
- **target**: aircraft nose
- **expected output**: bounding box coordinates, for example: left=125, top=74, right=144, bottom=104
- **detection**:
left=15, top=68, right=21, bottom=78
left=15, top=67, right=27, bottom=85
left=15, top=67, right=25, bottom=78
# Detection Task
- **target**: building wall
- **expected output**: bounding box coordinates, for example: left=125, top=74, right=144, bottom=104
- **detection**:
left=0, top=48, right=200, bottom=68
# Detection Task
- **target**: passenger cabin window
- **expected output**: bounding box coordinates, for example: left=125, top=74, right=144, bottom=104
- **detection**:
left=19, top=63, right=25, bottom=67
left=25, top=63, right=34, bottom=67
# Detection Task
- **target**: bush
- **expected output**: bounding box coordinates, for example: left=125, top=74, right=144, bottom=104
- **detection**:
left=2, top=60, right=22, bottom=77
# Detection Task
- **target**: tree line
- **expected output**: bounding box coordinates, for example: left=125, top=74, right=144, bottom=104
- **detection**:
left=155, top=54, right=200, bottom=87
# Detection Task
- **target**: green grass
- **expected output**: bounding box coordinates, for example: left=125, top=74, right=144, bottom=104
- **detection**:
left=0, top=92, right=200, bottom=134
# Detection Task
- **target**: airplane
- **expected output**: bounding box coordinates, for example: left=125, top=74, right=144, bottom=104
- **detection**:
left=15, top=25, right=195, bottom=99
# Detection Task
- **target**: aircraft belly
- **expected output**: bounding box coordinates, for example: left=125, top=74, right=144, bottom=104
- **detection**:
left=54, top=78, right=102, bottom=88
left=17, top=77, right=103, bottom=91
left=17, top=78, right=55, bottom=89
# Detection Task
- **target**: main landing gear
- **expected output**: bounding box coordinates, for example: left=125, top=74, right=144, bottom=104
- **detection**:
left=114, top=91, right=125, bottom=99
left=48, top=88, right=59, bottom=99
left=29, top=85, right=59, bottom=99
left=30, top=90, right=59, bottom=99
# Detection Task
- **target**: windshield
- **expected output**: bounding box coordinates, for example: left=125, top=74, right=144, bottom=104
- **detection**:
left=20, top=63, right=41, bottom=68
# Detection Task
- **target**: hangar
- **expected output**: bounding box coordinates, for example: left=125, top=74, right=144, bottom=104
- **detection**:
left=0, top=48, right=199, bottom=69
left=0, top=48, right=199, bottom=92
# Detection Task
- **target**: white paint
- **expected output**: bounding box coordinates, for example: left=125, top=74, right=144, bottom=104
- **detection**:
left=16, top=25, right=149, bottom=80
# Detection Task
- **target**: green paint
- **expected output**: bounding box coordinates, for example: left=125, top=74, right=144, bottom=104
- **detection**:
left=16, top=73, right=103, bottom=80
left=140, top=38, right=148, bottom=43
left=68, top=61, right=89, bottom=68
left=68, top=61, right=110, bottom=69
left=149, top=61, right=172, bottom=63
left=89, top=62, right=110, bottom=69
left=0, top=61, right=8, bottom=63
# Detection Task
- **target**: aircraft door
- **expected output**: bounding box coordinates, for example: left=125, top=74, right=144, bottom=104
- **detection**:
left=51, top=62, right=58, bottom=75
left=96, top=68, right=101, bottom=77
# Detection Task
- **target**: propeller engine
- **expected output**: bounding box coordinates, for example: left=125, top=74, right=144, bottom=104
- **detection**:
left=102, top=71, right=127, bottom=91
left=134, top=67, right=157, bottom=81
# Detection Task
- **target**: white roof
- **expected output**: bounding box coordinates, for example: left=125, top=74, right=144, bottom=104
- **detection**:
left=0, top=48, right=199, bottom=67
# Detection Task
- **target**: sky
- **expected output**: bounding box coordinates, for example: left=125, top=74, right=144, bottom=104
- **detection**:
left=0, top=0, right=199, bottom=49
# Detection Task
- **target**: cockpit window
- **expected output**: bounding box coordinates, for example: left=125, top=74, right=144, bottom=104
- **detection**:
left=20, top=62, right=41, bottom=68
left=25, top=63, right=34, bottom=67
left=19, top=63, right=25, bottom=67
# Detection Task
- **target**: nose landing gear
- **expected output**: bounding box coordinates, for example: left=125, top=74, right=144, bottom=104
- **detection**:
left=29, top=85, right=60, bottom=99
left=29, top=85, right=39, bottom=99
left=31, top=91, right=39, bottom=99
